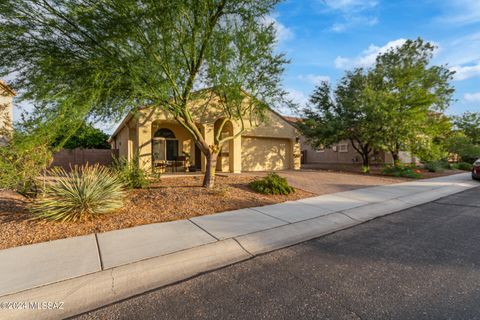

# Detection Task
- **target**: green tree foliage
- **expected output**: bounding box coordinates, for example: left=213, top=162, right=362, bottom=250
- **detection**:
left=0, top=0, right=288, bottom=188
left=370, top=38, right=455, bottom=162
left=52, top=122, right=110, bottom=149
left=446, top=134, right=480, bottom=164
left=453, top=112, right=480, bottom=145
left=0, top=132, right=52, bottom=196
left=299, top=69, right=384, bottom=172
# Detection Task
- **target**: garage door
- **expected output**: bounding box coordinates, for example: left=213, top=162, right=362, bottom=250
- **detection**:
left=241, top=137, right=290, bottom=171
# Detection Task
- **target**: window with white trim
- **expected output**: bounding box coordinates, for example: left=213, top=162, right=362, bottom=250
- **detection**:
left=338, top=143, right=348, bottom=153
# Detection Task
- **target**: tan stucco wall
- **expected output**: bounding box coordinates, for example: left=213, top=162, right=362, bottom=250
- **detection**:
left=300, top=137, right=391, bottom=165
left=112, top=93, right=301, bottom=172
left=112, top=124, right=130, bottom=159
left=0, top=91, right=13, bottom=146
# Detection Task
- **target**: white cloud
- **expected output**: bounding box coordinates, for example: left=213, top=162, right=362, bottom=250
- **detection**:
left=438, top=0, right=480, bottom=25
left=331, top=16, right=378, bottom=33
left=464, top=92, right=480, bottom=103
left=451, top=62, right=480, bottom=81
left=286, top=88, right=309, bottom=107
left=262, top=15, right=294, bottom=44
left=298, top=74, right=331, bottom=85
left=322, top=0, right=379, bottom=32
left=334, top=39, right=407, bottom=69
left=324, top=0, right=378, bottom=13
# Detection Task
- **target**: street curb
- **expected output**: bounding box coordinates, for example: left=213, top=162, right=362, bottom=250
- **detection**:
left=0, top=239, right=252, bottom=320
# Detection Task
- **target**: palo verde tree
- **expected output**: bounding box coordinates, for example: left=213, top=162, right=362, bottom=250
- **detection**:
left=299, top=69, right=384, bottom=173
left=370, top=38, right=455, bottom=162
left=0, top=0, right=289, bottom=188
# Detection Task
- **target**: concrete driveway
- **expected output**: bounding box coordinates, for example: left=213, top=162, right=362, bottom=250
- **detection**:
left=276, top=170, right=406, bottom=195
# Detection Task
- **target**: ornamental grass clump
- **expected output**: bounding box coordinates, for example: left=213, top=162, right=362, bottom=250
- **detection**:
left=32, top=165, right=125, bottom=222
left=249, top=173, right=295, bottom=195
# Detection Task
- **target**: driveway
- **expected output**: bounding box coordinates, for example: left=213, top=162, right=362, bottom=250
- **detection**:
left=279, top=170, right=406, bottom=195
left=74, top=186, right=480, bottom=320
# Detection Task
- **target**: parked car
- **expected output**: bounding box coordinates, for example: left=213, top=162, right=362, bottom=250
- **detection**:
left=472, top=159, right=480, bottom=180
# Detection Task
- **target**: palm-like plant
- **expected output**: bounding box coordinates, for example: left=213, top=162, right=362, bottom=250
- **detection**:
left=32, top=165, right=125, bottom=222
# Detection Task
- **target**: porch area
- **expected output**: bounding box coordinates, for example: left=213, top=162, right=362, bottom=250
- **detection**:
left=136, top=119, right=242, bottom=174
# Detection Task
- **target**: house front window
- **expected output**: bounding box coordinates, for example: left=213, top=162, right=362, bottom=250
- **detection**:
left=152, top=128, right=178, bottom=161
left=338, top=143, right=348, bottom=153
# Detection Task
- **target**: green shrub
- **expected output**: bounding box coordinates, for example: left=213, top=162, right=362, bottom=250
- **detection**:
left=382, top=164, right=422, bottom=179
left=424, top=159, right=452, bottom=172
left=0, top=143, right=51, bottom=197
left=31, top=165, right=125, bottom=222
left=457, top=162, right=473, bottom=171
left=449, top=163, right=459, bottom=170
left=112, top=153, right=150, bottom=189
left=249, top=173, right=295, bottom=195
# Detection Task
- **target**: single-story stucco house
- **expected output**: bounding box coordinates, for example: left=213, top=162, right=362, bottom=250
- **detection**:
left=109, top=93, right=301, bottom=173
left=0, top=80, right=15, bottom=146
left=283, top=116, right=415, bottom=165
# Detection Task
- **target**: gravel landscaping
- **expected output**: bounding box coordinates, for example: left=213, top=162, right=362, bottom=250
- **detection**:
left=0, top=175, right=313, bottom=250
left=0, top=169, right=463, bottom=250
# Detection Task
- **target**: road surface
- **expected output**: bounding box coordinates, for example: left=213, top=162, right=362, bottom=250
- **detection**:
left=74, top=186, right=480, bottom=320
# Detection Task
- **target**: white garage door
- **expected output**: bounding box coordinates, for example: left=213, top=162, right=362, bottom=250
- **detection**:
left=241, top=137, right=290, bottom=171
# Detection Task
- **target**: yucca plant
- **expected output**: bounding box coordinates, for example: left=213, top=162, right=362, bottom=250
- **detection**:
left=31, top=164, right=125, bottom=222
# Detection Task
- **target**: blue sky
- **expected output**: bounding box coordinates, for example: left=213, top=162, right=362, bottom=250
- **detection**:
left=10, top=0, right=480, bottom=131
left=272, top=0, right=480, bottom=116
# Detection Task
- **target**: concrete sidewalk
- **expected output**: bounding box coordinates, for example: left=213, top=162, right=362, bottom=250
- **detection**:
left=0, top=173, right=477, bottom=320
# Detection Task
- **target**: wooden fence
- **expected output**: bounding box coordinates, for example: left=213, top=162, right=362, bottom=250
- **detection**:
left=50, top=148, right=119, bottom=170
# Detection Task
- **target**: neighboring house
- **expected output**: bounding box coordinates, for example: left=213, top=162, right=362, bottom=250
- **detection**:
left=284, top=116, right=415, bottom=165
left=109, top=93, right=301, bottom=173
left=299, top=137, right=394, bottom=165
left=0, top=80, right=15, bottom=146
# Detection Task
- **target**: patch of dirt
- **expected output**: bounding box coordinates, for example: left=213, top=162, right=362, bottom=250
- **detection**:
left=0, top=175, right=312, bottom=250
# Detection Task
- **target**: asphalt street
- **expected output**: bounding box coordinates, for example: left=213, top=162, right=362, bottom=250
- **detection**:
left=74, top=186, right=480, bottom=320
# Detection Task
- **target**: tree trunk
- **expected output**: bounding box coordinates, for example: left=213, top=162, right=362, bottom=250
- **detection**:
left=361, top=153, right=370, bottom=173
left=202, top=152, right=218, bottom=188
left=391, top=151, right=400, bottom=165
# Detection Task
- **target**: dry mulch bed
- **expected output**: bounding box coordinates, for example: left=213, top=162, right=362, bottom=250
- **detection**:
left=0, top=175, right=313, bottom=250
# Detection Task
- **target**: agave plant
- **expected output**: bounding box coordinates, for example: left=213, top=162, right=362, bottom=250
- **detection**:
left=32, top=164, right=125, bottom=222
